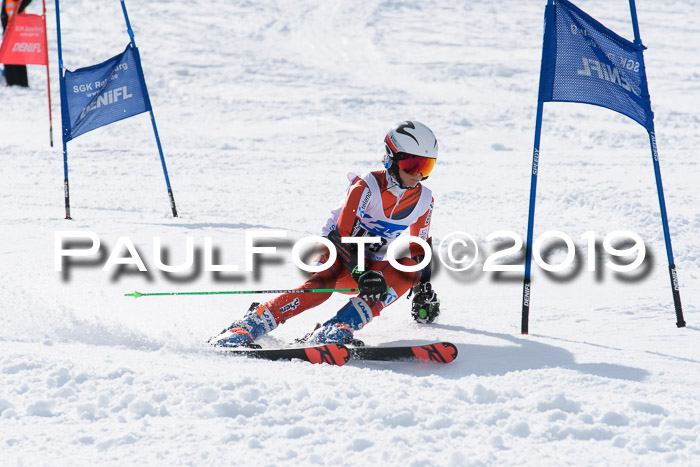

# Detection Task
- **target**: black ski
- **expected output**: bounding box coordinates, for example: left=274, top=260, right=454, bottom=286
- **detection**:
left=349, top=342, right=458, bottom=363
left=218, top=343, right=350, bottom=366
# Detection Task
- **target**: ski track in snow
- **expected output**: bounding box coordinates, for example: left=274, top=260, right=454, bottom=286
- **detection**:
left=1, top=0, right=699, bottom=465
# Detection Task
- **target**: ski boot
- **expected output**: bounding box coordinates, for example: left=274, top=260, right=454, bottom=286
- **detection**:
left=308, top=297, right=372, bottom=346
left=210, top=302, right=278, bottom=348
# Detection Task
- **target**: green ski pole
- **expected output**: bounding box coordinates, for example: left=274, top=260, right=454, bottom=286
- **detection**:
left=125, top=288, right=359, bottom=298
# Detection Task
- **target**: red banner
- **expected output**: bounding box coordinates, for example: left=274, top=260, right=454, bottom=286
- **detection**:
left=0, top=13, right=48, bottom=66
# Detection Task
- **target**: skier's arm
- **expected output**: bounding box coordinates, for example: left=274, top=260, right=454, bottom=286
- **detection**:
left=409, top=197, right=434, bottom=283
left=328, top=229, right=388, bottom=303
left=327, top=178, right=387, bottom=303
left=328, top=177, right=371, bottom=272
left=408, top=197, right=439, bottom=323
left=335, top=177, right=372, bottom=237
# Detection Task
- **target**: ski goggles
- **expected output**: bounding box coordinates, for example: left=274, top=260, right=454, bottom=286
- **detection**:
left=397, top=154, right=436, bottom=178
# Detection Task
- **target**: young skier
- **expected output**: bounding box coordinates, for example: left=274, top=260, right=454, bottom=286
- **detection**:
left=212, top=121, right=441, bottom=347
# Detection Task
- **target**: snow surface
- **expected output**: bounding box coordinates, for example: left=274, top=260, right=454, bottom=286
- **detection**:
left=2, top=0, right=700, bottom=465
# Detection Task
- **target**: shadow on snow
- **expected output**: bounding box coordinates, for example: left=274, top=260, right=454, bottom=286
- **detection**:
left=348, top=326, right=650, bottom=381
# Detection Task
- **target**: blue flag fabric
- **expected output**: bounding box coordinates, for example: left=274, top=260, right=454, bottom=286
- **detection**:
left=61, top=44, right=151, bottom=142
left=538, top=0, right=654, bottom=131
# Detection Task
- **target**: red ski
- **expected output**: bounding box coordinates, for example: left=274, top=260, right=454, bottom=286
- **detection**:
left=349, top=342, right=458, bottom=363
left=219, top=342, right=458, bottom=365
left=219, top=343, right=350, bottom=366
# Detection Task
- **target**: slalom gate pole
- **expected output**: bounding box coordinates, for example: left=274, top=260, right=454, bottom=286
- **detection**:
left=521, top=100, right=544, bottom=335
left=126, top=288, right=359, bottom=299
left=54, top=0, right=71, bottom=219
left=42, top=0, right=53, bottom=147
left=521, top=0, right=554, bottom=334
left=120, top=0, right=178, bottom=218
left=646, top=129, right=685, bottom=327
left=628, top=0, right=685, bottom=327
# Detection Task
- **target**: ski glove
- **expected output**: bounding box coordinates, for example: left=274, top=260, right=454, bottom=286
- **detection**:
left=411, top=282, right=440, bottom=324
left=354, top=269, right=388, bottom=303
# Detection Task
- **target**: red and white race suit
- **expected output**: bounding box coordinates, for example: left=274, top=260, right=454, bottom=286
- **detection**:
left=258, top=169, right=434, bottom=326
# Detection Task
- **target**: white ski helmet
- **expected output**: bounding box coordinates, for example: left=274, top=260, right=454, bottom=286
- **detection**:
left=383, top=121, right=438, bottom=182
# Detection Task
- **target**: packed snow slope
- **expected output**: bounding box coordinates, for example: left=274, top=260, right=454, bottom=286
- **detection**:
left=2, top=0, right=699, bottom=465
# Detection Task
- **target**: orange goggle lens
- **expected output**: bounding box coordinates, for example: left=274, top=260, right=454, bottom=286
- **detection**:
left=397, top=155, right=436, bottom=177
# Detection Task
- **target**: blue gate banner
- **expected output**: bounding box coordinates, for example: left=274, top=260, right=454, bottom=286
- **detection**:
left=61, top=44, right=151, bottom=142
left=538, top=0, right=654, bottom=131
